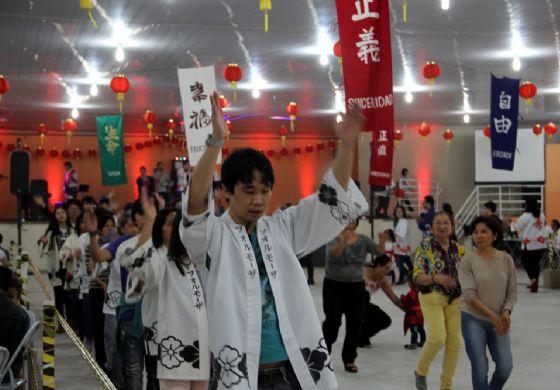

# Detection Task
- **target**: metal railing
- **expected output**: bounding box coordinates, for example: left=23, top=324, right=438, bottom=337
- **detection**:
left=455, top=184, right=544, bottom=240
left=399, top=179, right=442, bottom=213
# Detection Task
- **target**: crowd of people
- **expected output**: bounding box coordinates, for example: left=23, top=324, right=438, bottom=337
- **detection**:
left=1, top=95, right=559, bottom=390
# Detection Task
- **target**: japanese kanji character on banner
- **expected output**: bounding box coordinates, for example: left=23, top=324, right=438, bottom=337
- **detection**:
left=335, top=0, right=395, bottom=186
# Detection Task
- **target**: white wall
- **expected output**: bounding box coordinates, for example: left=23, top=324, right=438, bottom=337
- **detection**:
left=358, top=126, right=476, bottom=214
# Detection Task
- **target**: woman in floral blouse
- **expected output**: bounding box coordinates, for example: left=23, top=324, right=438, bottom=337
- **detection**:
left=412, top=211, right=464, bottom=390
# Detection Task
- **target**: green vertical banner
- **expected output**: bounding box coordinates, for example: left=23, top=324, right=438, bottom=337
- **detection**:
left=96, top=114, right=128, bottom=186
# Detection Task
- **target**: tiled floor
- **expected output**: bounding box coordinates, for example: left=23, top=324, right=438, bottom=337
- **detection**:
left=27, top=268, right=560, bottom=389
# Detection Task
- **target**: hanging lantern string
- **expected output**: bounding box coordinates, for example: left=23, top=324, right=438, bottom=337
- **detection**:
left=79, top=0, right=98, bottom=29
left=260, top=0, right=272, bottom=32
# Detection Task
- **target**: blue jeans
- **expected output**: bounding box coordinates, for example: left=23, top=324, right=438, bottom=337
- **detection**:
left=117, top=321, right=144, bottom=390
left=461, top=312, right=513, bottom=390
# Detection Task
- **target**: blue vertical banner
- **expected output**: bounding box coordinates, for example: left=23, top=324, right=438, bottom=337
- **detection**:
left=490, top=74, right=520, bottom=171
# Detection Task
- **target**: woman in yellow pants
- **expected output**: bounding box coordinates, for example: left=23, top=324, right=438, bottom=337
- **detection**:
left=413, top=211, right=465, bottom=390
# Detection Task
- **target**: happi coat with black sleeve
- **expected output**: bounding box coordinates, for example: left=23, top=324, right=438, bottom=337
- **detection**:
left=180, top=169, right=368, bottom=390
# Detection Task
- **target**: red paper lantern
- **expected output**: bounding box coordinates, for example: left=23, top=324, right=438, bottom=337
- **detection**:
left=35, top=147, right=45, bottom=157
left=6, top=143, right=15, bottom=152
left=293, top=146, right=301, bottom=155
left=286, top=102, right=298, bottom=132
left=88, top=148, right=97, bottom=159
left=224, top=64, right=243, bottom=101
left=63, top=118, right=77, bottom=144
left=124, top=144, right=132, bottom=153
left=219, top=95, right=228, bottom=109
left=37, top=123, right=48, bottom=146
left=23, top=144, right=31, bottom=152
left=143, top=110, right=157, bottom=139
left=443, top=128, right=454, bottom=143
left=153, top=137, right=161, bottom=146
left=394, top=129, right=403, bottom=145
left=0, top=75, right=9, bottom=103
left=533, top=124, right=542, bottom=136
left=519, top=81, right=537, bottom=113
left=422, top=61, right=440, bottom=96
left=280, top=147, right=289, bottom=156
left=144, top=140, right=153, bottom=148
left=49, top=148, right=59, bottom=158
left=327, top=139, right=337, bottom=150
left=61, top=149, right=71, bottom=158
left=305, top=144, right=314, bottom=154
left=333, top=41, right=342, bottom=60
left=483, top=125, right=491, bottom=138
left=317, top=141, right=325, bottom=151
left=222, top=147, right=230, bottom=157
left=73, top=148, right=83, bottom=160
left=419, top=123, right=431, bottom=138
left=266, top=148, right=275, bottom=158
left=279, top=125, right=289, bottom=146
left=167, top=119, right=177, bottom=139
left=110, top=75, right=130, bottom=112
left=544, top=122, right=558, bottom=139
left=171, top=137, right=179, bottom=145
left=135, top=142, right=144, bottom=151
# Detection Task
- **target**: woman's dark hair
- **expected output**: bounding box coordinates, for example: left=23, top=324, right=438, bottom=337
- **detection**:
left=442, top=203, right=454, bottom=217
left=167, top=211, right=190, bottom=276
left=393, top=205, right=407, bottom=228
left=45, top=204, right=68, bottom=250
left=385, top=229, right=396, bottom=242
left=524, top=198, right=541, bottom=219
left=75, top=213, right=84, bottom=236
left=117, top=211, right=133, bottom=235
left=424, top=195, right=435, bottom=208
left=96, top=210, right=115, bottom=232
left=352, top=219, right=360, bottom=228
left=152, top=208, right=177, bottom=249
left=221, top=148, right=275, bottom=194
left=82, top=196, right=98, bottom=207
left=552, top=219, right=560, bottom=230
left=470, top=215, right=503, bottom=248
left=484, top=201, right=497, bottom=214
left=373, top=254, right=391, bottom=268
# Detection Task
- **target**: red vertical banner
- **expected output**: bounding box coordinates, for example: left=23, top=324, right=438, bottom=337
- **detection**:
left=335, top=0, right=395, bottom=186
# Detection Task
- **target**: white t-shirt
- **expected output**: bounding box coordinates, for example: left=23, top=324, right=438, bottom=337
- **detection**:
left=513, top=212, right=548, bottom=250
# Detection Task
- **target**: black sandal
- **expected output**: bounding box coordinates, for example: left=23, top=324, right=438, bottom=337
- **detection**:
left=344, top=363, right=358, bottom=373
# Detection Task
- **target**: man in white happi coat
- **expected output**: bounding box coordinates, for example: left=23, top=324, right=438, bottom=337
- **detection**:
left=180, top=93, right=369, bottom=390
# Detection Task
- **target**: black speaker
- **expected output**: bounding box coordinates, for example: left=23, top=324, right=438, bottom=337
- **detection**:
left=10, top=150, right=30, bottom=195
left=30, top=179, right=49, bottom=221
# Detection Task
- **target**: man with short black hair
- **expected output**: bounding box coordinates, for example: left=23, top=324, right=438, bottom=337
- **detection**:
left=181, top=93, right=368, bottom=389
left=136, top=166, right=155, bottom=198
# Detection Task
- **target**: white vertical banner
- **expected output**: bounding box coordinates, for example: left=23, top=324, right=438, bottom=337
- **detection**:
left=177, top=65, right=221, bottom=165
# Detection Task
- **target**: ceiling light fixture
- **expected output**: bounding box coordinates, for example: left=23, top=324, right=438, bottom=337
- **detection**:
left=404, top=90, right=413, bottom=103
left=336, top=113, right=343, bottom=123
left=252, top=88, right=261, bottom=99
left=115, top=45, right=125, bottom=62
left=71, top=107, right=79, bottom=119
left=463, top=113, right=470, bottom=124
left=90, top=83, right=98, bottom=96
left=512, top=56, right=521, bottom=71
left=441, top=0, right=450, bottom=10
left=320, top=54, right=329, bottom=66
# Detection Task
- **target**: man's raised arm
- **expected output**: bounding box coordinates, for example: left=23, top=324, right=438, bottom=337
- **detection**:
left=331, top=105, right=364, bottom=191
left=187, top=92, right=228, bottom=215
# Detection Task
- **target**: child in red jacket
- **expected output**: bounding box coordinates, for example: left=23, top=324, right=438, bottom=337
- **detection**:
left=401, top=272, right=425, bottom=349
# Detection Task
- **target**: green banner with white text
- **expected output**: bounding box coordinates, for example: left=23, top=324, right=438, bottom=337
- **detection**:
left=96, top=115, right=128, bottom=186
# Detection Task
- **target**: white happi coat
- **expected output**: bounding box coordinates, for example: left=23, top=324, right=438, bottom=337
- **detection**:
left=125, top=244, right=210, bottom=380
left=180, top=169, right=368, bottom=390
